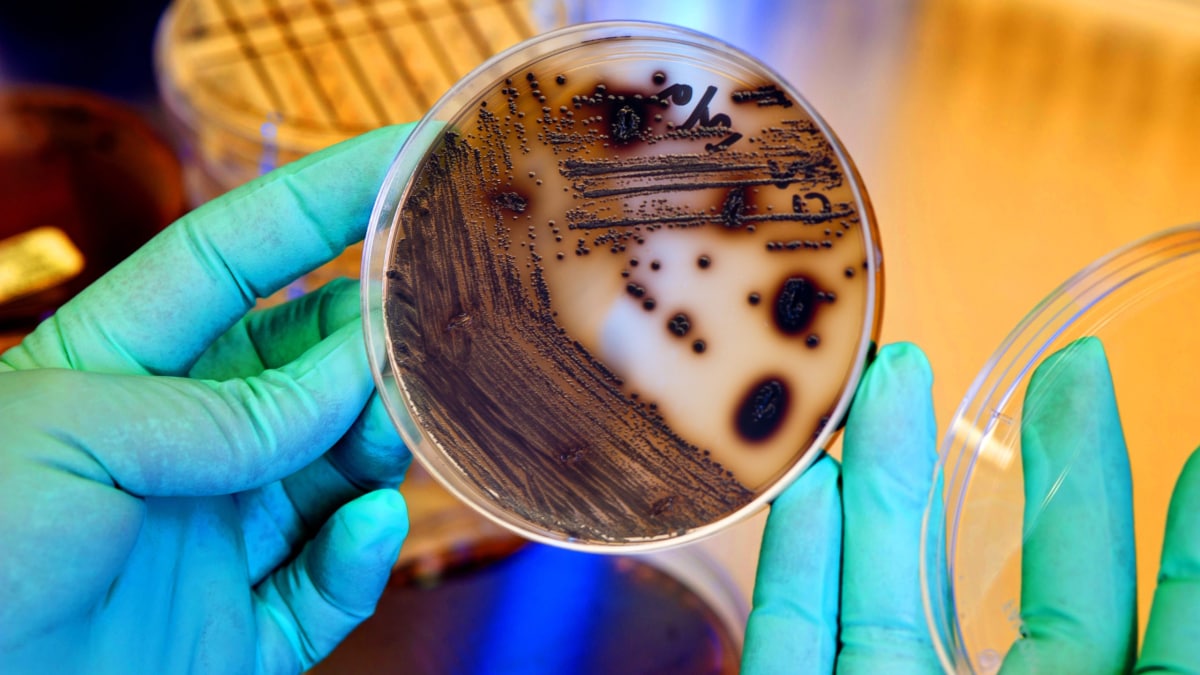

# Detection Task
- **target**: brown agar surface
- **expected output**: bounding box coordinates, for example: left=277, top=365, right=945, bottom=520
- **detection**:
left=383, top=35, right=879, bottom=545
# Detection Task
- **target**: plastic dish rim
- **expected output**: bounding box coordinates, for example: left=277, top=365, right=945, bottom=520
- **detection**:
left=361, top=19, right=883, bottom=554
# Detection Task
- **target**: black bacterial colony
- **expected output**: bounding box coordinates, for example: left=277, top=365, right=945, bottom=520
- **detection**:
left=384, top=45, right=876, bottom=545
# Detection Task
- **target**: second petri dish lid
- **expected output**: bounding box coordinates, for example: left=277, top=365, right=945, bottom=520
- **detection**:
left=924, top=223, right=1200, bottom=672
left=363, top=21, right=882, bottom=551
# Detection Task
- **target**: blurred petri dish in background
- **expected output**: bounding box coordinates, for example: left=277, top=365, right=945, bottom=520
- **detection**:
left=363, top=21, right=883, bottom=550
left=923, top=224, right=1200, bottom=673
left=154, top=0, right=561, bottom=206
left=310, top=542, right=745, bottom=674
left=0, top=87, right=185, bottom=351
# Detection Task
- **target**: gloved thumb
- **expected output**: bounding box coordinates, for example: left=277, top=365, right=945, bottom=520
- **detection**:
left=253, top=489, right=408, bottom=674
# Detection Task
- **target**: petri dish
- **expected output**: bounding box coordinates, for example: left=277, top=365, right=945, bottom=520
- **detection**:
left=363, top=21, right=883, bottom=551
left=0, top=87, right=185, bottom=349
left=309, top=542, right=746, bottom=674
left=923, top=224, right=1200, bottom=672
left=154, top=0, right=558, bottom=205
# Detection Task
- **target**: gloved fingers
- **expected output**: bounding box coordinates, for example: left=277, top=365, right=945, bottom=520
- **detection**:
left=251, top=388, right=412, bottom=513
left=23, top=319, right=375, bottom=497
left=1000, top=337, right=1136, bottom=674
left=243, top=393, right=411, bottom=584
left=253, top=489, right=408, bottom=674
left=185, top=276, right=409, bottom=581
left=4, top=123, right=415, bottom=378
left=743, top=453, right=842, bottom=673
left=1134, top=448, right=1200, bottom=672
left=309, top=390, right=413, bottom=496
left=189, top=277, right=362, bottom=380
left=836, top=342, right=944, bottom=674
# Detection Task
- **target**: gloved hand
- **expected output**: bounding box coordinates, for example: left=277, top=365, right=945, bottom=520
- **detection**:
left=998, top=336, right=1136, bottom=673
left=998, top=336, right=1200, bottom=674
left=743, top=338, right=1200, bottom=673
left=742, top=342, right=944, bottom=673
left=0, top=124, right=416, bottom=674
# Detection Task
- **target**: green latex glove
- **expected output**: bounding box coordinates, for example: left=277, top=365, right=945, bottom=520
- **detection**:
left=743, top=342, right=944, bottom=673
left=1138, top=445, right=1200, bottom=671
left=0, top=124, right=415, bottom=674
left=999, top=336, right=1136, bottom=673
left=1001, top=336, right=1200, bottom=673
left=744, top=337, right=1200, bottom=673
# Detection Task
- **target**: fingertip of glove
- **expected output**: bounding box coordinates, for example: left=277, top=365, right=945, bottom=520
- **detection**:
left=848, top=342, right=934, bottom=420
left=844, top=342, right=938, bottom=472
left=1181, top=446, right=1200, bottom=485
left=1029, top=336, right=1108, bottom=393
left=365, top=121, right=420, bottom=144
left=1024, top=336, right=1115, bottom=431
left=1159, top=447, right=1200, bottom=579
left=873, top=342, right=933, bottom=388
left=776, top=453, right=841, bottom=510
left=331, top=123, right=419, bottom=173
left=807, top=452, right=841, bottom=482
left=348, top=489, right=410, bottom=544
left=1169, top=445, right=1200, bottom=511
left=301, top=123, right=417, bottom=170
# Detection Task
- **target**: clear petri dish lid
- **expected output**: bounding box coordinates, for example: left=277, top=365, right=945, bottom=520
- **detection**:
left=363, top=20, right=883, bottom=552
left=923, top=223, right=1200, bottom=672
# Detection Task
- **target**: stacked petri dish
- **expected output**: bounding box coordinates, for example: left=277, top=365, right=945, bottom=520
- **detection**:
left=155, top=0, right=557, bottom=205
